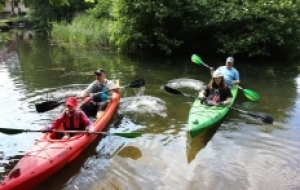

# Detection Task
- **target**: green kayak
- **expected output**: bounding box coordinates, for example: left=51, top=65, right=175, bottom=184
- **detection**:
left=188, top=85, right=239, bottom=137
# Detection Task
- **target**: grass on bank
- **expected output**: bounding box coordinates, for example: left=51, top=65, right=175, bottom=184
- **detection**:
left=51, top=14, right=112, bottom=50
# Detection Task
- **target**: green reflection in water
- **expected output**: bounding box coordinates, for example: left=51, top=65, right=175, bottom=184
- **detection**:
left=13, top=36, right=300, bottom=131
left=2, top=35, right=300, bottom=189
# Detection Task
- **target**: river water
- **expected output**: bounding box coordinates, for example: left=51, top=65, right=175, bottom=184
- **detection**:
left=0, top=34, right=300, bottom=190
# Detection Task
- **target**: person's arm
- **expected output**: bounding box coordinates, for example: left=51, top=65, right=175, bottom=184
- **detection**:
left=198, top=90, right=206, bottom=98
left=220, top=89, right=232, bottom=106
left=221, top=97, right=232, bottom=106
left=80, top=111, right=92, bottom=130
left=210, top=68, right=214, bottom=76
left=44, top=112, right=65, bottom=130
left=78, top=82, right=95, bottom=99
left=232, top=70, right=240, bottom=85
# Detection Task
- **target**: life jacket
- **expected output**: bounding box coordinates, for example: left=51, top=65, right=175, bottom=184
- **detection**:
left=207, top=89, right=220, bottom=103
left=92, top=80, right=108, bottom=102
left=63, top=110, right=85, bottom=130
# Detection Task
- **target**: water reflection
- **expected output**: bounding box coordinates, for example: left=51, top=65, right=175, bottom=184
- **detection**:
left=0, top=37, right=300, bottom=189
left=116, top=146, right=142, bottom=160
left=186, top=123, right=221, bottom=163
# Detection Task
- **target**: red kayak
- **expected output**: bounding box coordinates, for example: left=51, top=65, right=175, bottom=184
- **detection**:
left=0, top=92, right=120, bottom=190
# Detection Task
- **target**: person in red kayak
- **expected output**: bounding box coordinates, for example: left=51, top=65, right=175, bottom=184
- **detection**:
left=43, top=96, right=93, bottom=139
left=199, top=71, right=232, bottom=107
left=79, top=68, right=119, bottom=118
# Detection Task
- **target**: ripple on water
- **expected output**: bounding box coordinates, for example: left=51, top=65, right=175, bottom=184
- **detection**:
left=58, top=130, right=189, bottom=190
left=118, top=95, right=167, bottom=118
left=194, top=123, right=300, bottom=190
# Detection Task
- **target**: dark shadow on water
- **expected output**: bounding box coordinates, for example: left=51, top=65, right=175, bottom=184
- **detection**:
left=186, top=121, right=222, bottom=164
left=116, top=145, right=142, bottom=160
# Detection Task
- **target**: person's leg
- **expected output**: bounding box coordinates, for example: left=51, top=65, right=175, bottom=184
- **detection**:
left=96, top=101, right=109, bottom=118
left=80, top=102, right=97, bottom=117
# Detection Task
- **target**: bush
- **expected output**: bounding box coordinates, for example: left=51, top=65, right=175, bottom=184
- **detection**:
left=51, top=0, right=300, bottom=58
left=51, top=14, right=111, bottom=49
left=205, top=0, right=300, bottom=58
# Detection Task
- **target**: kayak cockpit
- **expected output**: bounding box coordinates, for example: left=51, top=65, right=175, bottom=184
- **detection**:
left=46, top=132, right=84, bottom=142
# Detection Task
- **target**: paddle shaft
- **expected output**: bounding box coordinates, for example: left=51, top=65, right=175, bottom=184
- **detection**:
left=0, top=128, right=141, bottom=138
left=200, top=62, right=210, bottom=68
left=9, top=129, right=115, bottom=135
left=91, top=85, right=130, bottom=96
left=52, top=130, right=124, bottom=135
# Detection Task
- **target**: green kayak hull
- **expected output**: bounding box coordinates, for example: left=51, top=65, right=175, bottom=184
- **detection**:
left=188, top=85, right=238, bottom=137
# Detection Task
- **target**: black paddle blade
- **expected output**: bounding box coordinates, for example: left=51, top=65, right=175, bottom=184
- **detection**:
left=163, top=85, right=182, bottom=95
left=35, top=101, right=63, bottom=113
left=248, top=113, right=274, bottom=124
left=0, top=128, right=24, bottom=135
left=127, top=79, right=145, bottom=88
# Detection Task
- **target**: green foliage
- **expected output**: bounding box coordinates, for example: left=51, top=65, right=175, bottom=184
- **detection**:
left=205, top=0, right=300, bottom=58
left=87, top=0, right=111, bottom=19
left=6, top=16, right=30, bottom=22
left=265, top=66, right=275, bottom=76
left=51, top=14, right=111, bottom=49
left=108, top=0, right=204, bottom=54
left=23, top=0, right=94, bottom=33
left=0, top=33, right=10, bottom=50
left=50, top=0, right=300, bottom=58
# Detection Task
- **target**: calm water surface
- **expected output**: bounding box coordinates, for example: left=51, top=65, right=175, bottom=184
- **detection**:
left=0, top=35, right=300, bottom=190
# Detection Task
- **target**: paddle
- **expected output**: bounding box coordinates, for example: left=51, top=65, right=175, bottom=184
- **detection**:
left=35, top=79, right=145, bottom=113
left=191, top=54, right=260, bottom=102
left=0, top=128, right=141, bottom=138
left=163, top=85, right=273, bottom=124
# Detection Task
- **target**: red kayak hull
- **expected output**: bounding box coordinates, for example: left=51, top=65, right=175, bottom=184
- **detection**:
left=0, top=92, right=120, bottom=190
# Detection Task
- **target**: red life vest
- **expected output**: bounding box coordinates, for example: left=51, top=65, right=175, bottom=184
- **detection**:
left=63, top=110, right=85, bottom=130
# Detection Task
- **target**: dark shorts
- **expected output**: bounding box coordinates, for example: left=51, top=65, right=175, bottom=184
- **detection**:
left=80, top=101, right=108, bottom=117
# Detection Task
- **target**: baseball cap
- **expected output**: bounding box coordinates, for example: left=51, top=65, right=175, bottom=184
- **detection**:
left=212, top=71, right=223, bottom=78
left=226, top=57, right=234, bottom=63
left=94, top=68, right=106, bottom=75
left=65, top=97, right=77, bottom=107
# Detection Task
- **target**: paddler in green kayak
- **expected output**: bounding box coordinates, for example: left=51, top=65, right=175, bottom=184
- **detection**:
left=199, top=71, right=232, bottom=107
left=209, top=57, right=240, bottom=88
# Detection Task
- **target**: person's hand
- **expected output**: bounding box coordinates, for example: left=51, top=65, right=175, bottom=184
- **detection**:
left=85, top=128, right=93, bottom=135
left=62, top=134, right=70, bottom=139
left=219, top=101, right=226, bottom=107
left=200, top=97, right=207, bottom=104
left=41, top=126, right=51, bottom=133
left=41, top=128, right=47, bottom=133
left=232, top=80, right=239, bottom=85
left=207, top=100, right=218, bottom=106
left=78, top=96, right=85, bottom=101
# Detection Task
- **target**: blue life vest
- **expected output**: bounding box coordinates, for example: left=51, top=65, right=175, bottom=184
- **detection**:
left=92, top=81, right=108, bottom=102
